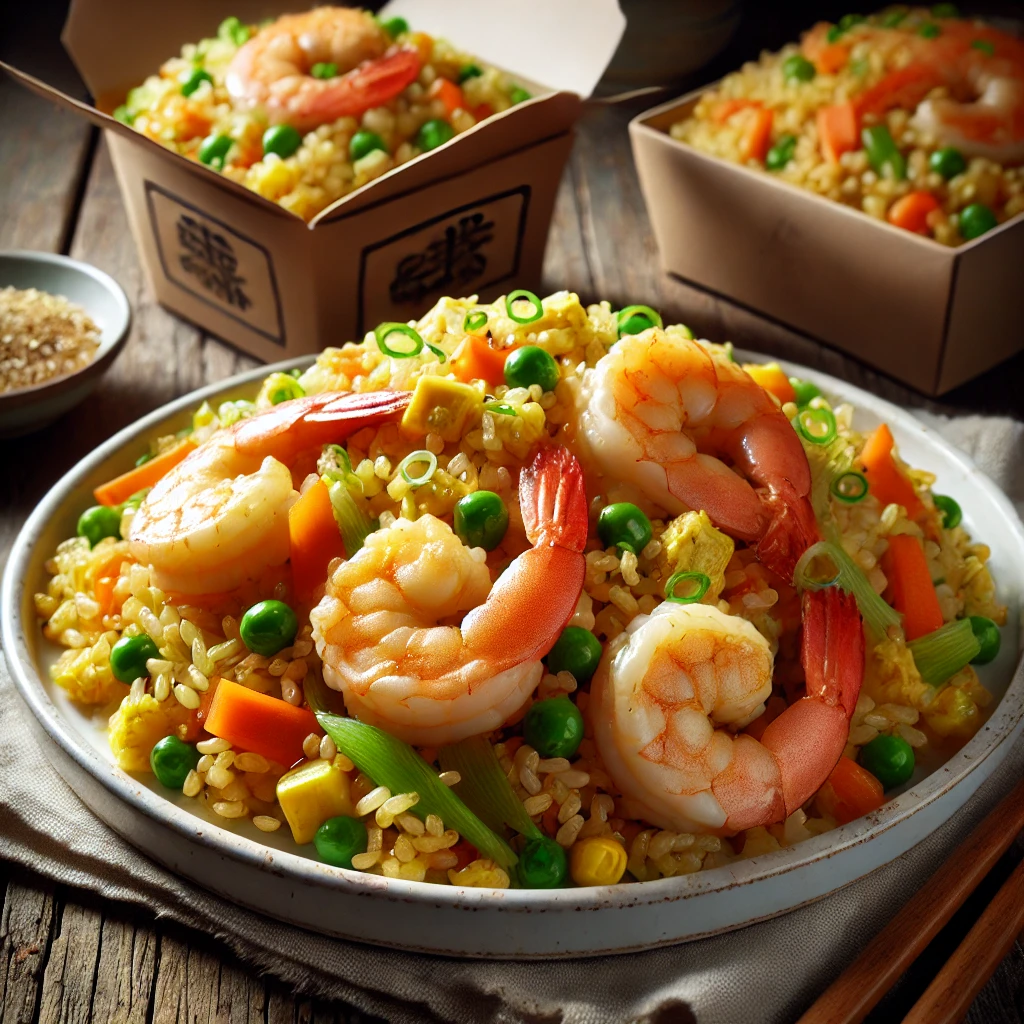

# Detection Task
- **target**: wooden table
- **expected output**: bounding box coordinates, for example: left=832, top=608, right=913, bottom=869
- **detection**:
left=3, top=58, right=1024, bottom=1024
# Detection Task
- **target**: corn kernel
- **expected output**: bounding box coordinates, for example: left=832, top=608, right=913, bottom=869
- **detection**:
left=276, top=758, right=353, bottom=845
left=569, top=836, right=628, bottom=887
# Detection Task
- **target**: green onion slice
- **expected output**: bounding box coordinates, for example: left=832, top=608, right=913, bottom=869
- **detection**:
left=398, top=450, right=438, bottom=487
left=831, top=471, right=869, bottom=504
left=665, top=571, right=711, bottom=604
left=376, top=322, right=424, bottom=358
left=313, top=712, right=517, bottom=870
left=484, top=401, right=517, bottom=416
left=464, top=310, right=488, bottom=332
left=907, top=618, right=981, bottom=685
left=616, top=304, right=663, bottom=338
left=438, top=737, right=542, bottom=840
left=425, top=341, right=447, bottom=363
left=795, top=407, right=838, bottom=446
left=505, top=289, right=544, bottom=325
left=324, top=477, right=377, bottom=556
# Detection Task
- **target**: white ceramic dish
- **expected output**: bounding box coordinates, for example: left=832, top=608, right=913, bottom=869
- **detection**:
left=3, top=353, right=1023, bottom=958
left=0, top=251, right=131, bottom=437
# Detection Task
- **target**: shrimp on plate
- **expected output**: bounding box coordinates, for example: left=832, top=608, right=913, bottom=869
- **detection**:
left=129, top=389, right=410, bottom=596
left=580, top=328, right=864, bottom=834
left=310, top=445, right=588, bottom=746
left=225, top=7, right=422, bottom=132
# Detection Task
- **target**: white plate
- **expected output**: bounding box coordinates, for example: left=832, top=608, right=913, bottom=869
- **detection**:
left=3, top=354, right=1023, bottom=958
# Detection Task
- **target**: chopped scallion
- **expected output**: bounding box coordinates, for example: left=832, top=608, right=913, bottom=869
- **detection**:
left=376, top=322, right=424, bottom=358
left=665, top=571, right=711, bottom=604
left=425, top=341, right=447, bottom=363
left=464, top=310, right=488, bottom=332
left=505, top=289, right=543, bottom=324
left=325, top=477, right=377, bottom=556
left=616, top=304, right=663, bottom=338
left=831, top=471, right=869, bottom=503
left=484, top=401, right=517, bottom=416
left=795, top=407, right=838, bottom=446
left=907, top=618, right=980, bottom=684
left=398, top=450, right=438, bottom=487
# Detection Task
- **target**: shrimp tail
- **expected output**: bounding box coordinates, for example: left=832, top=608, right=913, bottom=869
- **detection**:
left=760, top=588, right=864, bottom=814
left=519, top=444, right=589, bottom=553
left=754, top=481, right=820, bottom=582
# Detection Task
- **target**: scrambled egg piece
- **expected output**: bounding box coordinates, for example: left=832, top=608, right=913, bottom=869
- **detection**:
left=657, top=511, right=734, bottom=602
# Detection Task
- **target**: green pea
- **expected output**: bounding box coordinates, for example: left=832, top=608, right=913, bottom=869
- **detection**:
left=960, top=203, right=998, bottom=240
left=510, top=86, right=531, bottom=105
left=782, top=54, right=816, bottom=84
left=315, top=816, right=368, bottom=868
left=929, top=146, right=966, bottom=179
left=135, top=452, right=154, bottom=467
left=110, top=634, right=161, bottom=684
left=240, top=599, right=298, bottom=656
left=453, top=491, right=509, bottom=551
left=180, top=68, right=213, bottom=97
left=858, top=734, right=915, bottom=790
left=77, top=505, right=122, bottom=548
left=459, top=64, right=483, bottom=84
left=932, top=494, right=962, bottom=529
left=919, top=23, right=941, bottom=38
left=150, top=735, right=200, bottom=789
left=198, top=133, right=232, bottom=170
left=380, top=16, right=409, bottom=38
left=931, top=3, right=959, bottom=16
left=416, top=118, right=455, bottom=152
left=310, top=62, right=338, bottom=80
left=546, top=627, right=603, bottom=684
left=349, top=129, right=387, bottom=162
left=969, top=616, right=1001, bottom=665
left=766, top=134, right=797, bottom=171
left=517, top=836, right=568, bottom=888
left=523, top=696, right=585, bottom=760
left=597, top=502, right=652, bottom=555
left=218, top=16, right=251, bottom=46
left=972, top=39, right=995, bottom=56
left=503, top=345, right=559, bottom=392
left=113, top=105, right=135, bottom=125
left=262, top=124, right=302, bottom=159
left=789, top=377, right=822, bottom=407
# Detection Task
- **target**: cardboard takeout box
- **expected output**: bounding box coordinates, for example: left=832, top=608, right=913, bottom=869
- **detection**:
left=630, top=88, right=1024, bottom=396
left=2, top=0, right=624, bottom=363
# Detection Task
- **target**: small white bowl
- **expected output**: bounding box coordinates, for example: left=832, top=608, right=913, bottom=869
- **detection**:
left=0, top=251, right=131, bottom=437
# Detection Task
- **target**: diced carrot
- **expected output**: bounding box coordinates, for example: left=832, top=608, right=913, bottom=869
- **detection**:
left=451, top=335, right=511, bottom=387
left=814, top=43, right=851, bottom=74
left=884, top=534, right=944, bottom=641
left=472, top=103, right=494, bottom=122
left=93, top=552, right=131, bottom=617
left=712, top=98, right=762, bottom=124
left=430, top=78, right=464, bottom=117
left=742, top=107, right=775, bottom=163
left=204, top=678, right=320, bottom=769
left=887, top=191, right=941, bottom=234
left=743, top=363, right=797, bottom=404
left=858, top=423, right=925, bottom=519
left=288, top=479, right=346, bottom=602
left=817, top=757, right=885, bottom=824
left=93, top=439, right=197, bottom=507
left=817, top=102, right=859, bottom=164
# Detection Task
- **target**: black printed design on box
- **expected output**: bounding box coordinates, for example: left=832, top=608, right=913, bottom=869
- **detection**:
left=145, top=182, right=285, bottom=345
left=359, top=186, right=530, bottom=333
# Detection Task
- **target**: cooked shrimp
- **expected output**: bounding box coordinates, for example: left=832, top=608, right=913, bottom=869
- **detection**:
left=129, top=390, right=410, bottom=595
left=225, top=8, right=421, bottom=132
left=310, top=445, right=588, bottom=745
left=592, top=590, right=864, bottom=835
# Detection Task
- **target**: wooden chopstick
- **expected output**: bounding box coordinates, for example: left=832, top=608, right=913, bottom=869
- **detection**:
left=902, top=855, right=1024, bottom=1024
left=795, top=777, right=1024, bottom=1024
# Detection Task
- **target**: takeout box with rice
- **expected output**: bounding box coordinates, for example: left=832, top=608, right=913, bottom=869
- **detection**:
left=628, top=6, right=1024, bottom=396
left=1, top=0, right=624, bottom=363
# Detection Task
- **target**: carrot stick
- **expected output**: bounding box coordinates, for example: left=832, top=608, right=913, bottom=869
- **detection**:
left=884, top=534, right=944, bottom=641
left=289, top=479, right=345, bottom=602
left=816, top=756, right=885, bottom=824
left=93, top=438, right=197, bottom=507
left=859, top=423, right=925, bottom=519
left=888, top=191, right=940, bottom=234
left=742, top=107, right=775, bottom=163
left=451, top=335, right=511, bottom=387
left=817, top=102, right=859, bottom=163
left=204, top=678, right=320, bottom=768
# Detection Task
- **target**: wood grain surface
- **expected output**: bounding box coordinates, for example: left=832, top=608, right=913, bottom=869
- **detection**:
left=2, top=65, right=1024, bottom=1024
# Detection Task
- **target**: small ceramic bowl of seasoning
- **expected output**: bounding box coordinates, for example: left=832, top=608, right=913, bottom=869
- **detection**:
left=0, top=250, right=131, bottom=437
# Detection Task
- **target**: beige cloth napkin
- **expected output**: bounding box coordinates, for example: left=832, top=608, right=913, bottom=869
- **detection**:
left=1, top=411, right=1022, bottom=1024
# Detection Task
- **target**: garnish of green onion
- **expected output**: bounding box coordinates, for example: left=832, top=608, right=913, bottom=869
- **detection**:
left=907, top=618, right=981, bottom=685
left=795, top=407, right=838, bottom=446
left=425, top=341, right=447, bottom=363
left=325, top=477, right=377, bottom=556
left=831, top=471, right=869, bottom=504
left=932, top=493, right=962, bottom=529
left=616, top=304, right=663, bottom=338
left=375, top=322, right=424, bottom=358
left=665, top=571, right=711, bottom=604
left=505, top=289, right=544, bottom=325
left=484, top=401, right=517, bottom=416
left=314, top=713, right=517, bottom=869
left=438, top=737, right=542, bottom=840
left=794, top=540, right=903, bottom=639
left=398, top=450, right=437, bottom=487
left=464, top=310, right=489, bottom=332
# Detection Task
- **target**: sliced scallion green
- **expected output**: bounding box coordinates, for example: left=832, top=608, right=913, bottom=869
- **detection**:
left=484, top=401, right=517, bottom=416
left=831, top=471, right=869, bottom=504
left=425, top=341, right=447, bottom=363
left=325, top=477, right=377, bottom=556
left=398, top=450, right=437, bottom=487
left=616, top=304, right=663, bottom=338
left=907, top=618, right=981, bottom=685
left=505, top=289, right=543, bottom=325
left=376, top=322, right=424, bottom=358
left=464, top=310, right=488, bottom=332
left=665, top=571, right=711, bottom=604
left=795, top=407, right=838, bottom=446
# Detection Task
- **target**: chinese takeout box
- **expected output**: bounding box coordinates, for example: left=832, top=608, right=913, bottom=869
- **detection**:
left=630, top=88, right=1024, bottom=396
left=2, top=0, right=624, bottom=363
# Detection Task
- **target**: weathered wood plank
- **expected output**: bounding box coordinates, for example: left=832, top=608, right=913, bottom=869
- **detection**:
left=36, top=901, right=102, bottom=1024
left=90, top=914, right=158, bottom=1024
left=0, top=880, right=58, bottom=1024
